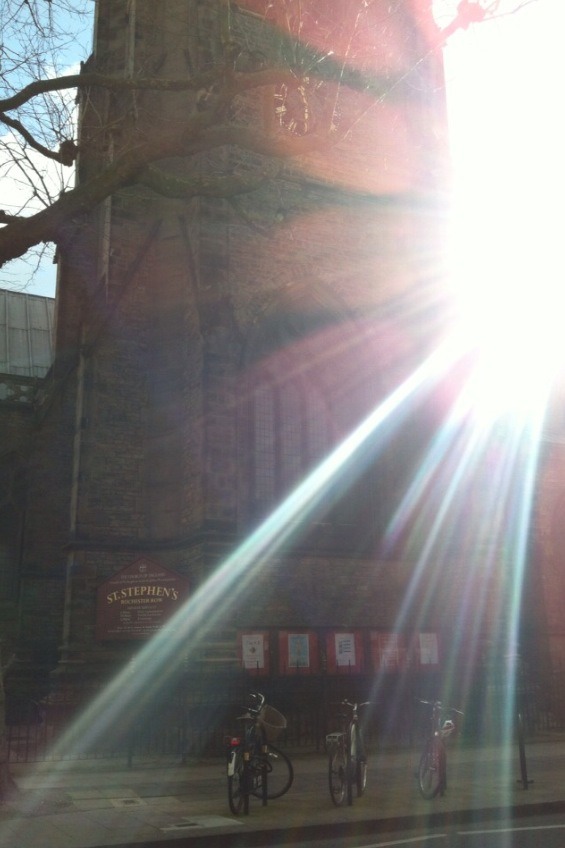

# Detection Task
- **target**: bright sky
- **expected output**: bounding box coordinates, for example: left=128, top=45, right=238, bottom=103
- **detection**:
left=437, top=0, right=565, bottom=416
left=441, top=0, right=563, bottom=296
left=1, top=0, right=560, bottom=317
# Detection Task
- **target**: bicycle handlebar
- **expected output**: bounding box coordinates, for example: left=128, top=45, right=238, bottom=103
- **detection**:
left=416, top=697, right=464, bottom=716
left=333, top=699, right=372, bottom=713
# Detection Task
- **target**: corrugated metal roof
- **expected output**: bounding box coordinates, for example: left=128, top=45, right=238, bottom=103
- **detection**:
left=0, top=289, right=55, bottom=378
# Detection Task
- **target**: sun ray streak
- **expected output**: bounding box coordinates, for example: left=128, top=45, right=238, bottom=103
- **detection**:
left=375, top=315, right=551, bottom=763
left=34, top=338, right=460, bottom=774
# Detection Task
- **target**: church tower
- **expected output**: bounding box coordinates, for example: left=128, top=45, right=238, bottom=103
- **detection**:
left=13, top=1, right=461, bottom=705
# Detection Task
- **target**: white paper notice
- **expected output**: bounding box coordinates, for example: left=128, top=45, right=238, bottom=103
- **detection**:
left=335, top=632, right=356, bottom=667
left=242, top=633, right=265, bottom=669
left=419, top=632, right=438, bottom=665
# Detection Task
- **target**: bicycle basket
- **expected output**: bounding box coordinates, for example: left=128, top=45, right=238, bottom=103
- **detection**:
left=258, top=705, right=287, bottom=742
left=325, top=732, right=344, bottom=750
left=440, top=719, right=455, bottom=739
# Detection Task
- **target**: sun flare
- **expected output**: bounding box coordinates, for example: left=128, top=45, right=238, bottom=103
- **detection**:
left=438, top=0, right=565, bottom=420
left=447, top=191, right=565, bottom=420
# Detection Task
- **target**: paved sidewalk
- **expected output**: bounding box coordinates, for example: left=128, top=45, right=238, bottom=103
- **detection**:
left=2, top=736, right=565, bottom=848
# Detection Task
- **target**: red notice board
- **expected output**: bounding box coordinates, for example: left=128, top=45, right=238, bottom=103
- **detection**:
left=238, top=631, right=270, bottom=675
left=278, top=630, right=319, bottom=675
left=326, top=631, right=364, bottom=674
left=370, top=631, right=407, bottom=671
left=370, top=632, right=440, bottom=671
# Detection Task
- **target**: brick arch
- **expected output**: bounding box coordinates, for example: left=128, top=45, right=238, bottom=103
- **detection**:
left=242, top=280, right=359, bottom=369
left=242, top=280, right=390, bottom=422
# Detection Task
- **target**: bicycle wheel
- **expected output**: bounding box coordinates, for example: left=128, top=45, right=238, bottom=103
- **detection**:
left=418, top=737, right=444, bottom=799
left=351, top=725, right=367, bottom=797
left=356, top=757, right=367, bottom=797
left=345, top=725, right=357, bottom=805
left=227, top=748, right=246, bottom=815
left=251, top=744, right=294, bottom=799
left=329, top=746, right=347, bottom=806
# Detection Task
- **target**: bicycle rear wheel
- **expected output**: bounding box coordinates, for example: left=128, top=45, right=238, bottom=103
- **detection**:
left=227, top=748, right=246, bottom=815
left=329, top=746, right=347, bottom=806
left=418, top=737, right=444, bottom=799
left=251, top=744, right=294, bottom=799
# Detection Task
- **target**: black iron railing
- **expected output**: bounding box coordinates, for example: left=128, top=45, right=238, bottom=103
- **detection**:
left=6, top=666, right=565, bottom=763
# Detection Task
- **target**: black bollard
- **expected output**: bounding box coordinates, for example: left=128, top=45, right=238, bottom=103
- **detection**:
left=517, top=711, right=532, bottom=790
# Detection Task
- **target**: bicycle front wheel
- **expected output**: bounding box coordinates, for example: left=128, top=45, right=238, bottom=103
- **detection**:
left=356, top=757, right=367, bottom=797
left=352, top=725, right=367, bottom=797
left=251, top=744, right=294, bottom=799
left=227, top=748, right=246, bottom=815
left=418, top=737, right=444, bottom=799
left=329, top=746, right=347, bottom=806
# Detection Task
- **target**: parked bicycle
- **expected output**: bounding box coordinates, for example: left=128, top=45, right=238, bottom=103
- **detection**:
left=326, top=699, right=370, bottom=806
left=416, top=698, right=463, bottom=799
left=226, top=692, right=294, bottom=815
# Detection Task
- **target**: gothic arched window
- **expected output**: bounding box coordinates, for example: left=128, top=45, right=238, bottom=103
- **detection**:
left=239, top=284, right=385, bottom=550
left=250, top=370, right=331, bottom=517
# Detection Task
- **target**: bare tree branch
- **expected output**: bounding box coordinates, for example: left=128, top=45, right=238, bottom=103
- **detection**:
left=0, top=0, right=522, bottom=275
left=0, top=112, right=339, bottom=265
left=0, top=70, right=224, bottom=114
left=0, top=58, right=395, bottom=117
left=0, top=111, right=76, bottom=164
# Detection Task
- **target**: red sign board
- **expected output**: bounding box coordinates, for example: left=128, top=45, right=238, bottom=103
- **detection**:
left=278, top=630, right=319, bottom=674
left=370, top=632, right=407, bottom=671
left=96, top=557, right=189, bottom=641
left=369, top=632, right=440, bottom=671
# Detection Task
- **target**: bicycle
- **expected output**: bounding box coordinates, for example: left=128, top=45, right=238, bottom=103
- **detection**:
left=416, top=698, right=463, bottom=799
left=326, top=699, right=370, bottom=806
left=226, top=692, right=294, bottom=815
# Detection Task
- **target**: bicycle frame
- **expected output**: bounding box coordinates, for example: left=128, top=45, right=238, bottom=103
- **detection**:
left=416, top=699, right=462, bottom=800
left=327, top=699, right=369, bottom=806
left=227, top=694, right=268, bottom=814
left=227, top=692, right=293, bottom=816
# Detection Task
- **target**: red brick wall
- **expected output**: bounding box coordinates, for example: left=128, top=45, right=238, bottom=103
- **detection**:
left=11, top=1, right=463, bottom=692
